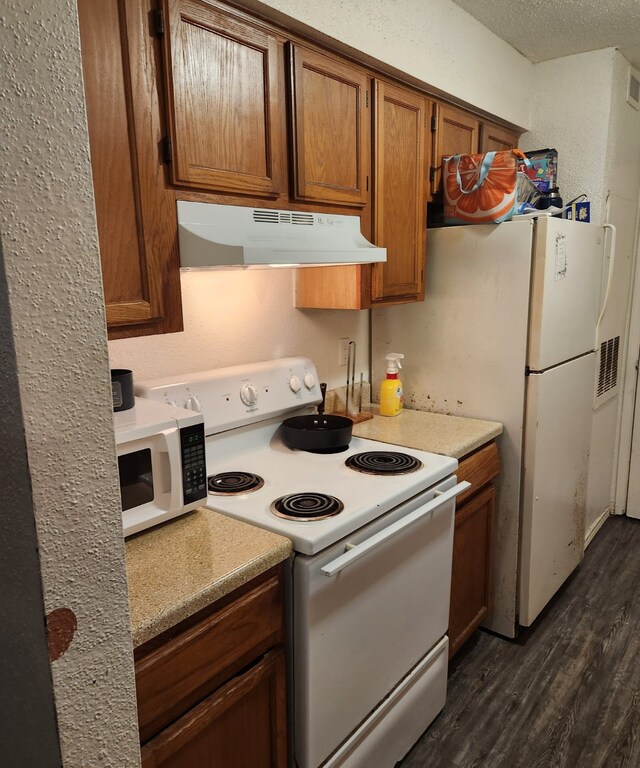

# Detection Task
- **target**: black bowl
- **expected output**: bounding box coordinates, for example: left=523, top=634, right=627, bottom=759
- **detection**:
left=281, top=414, right=353, bottom=452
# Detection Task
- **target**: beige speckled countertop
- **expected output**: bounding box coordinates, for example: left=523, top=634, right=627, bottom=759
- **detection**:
left=125, top=407, right=499, bottom=647
left=125, top=509, right=292, bottom=647
left=352, top=407, right=502, bottom=459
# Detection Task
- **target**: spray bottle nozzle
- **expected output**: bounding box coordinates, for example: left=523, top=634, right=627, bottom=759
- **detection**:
left=385, top=353, right=404, bottom=374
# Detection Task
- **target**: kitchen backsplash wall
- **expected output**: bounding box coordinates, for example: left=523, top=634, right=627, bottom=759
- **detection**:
left=108, top=270, right=369, bottom=388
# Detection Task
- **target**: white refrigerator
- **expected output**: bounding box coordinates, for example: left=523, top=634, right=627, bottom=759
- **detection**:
left=371, top=217, right=607, bottom=637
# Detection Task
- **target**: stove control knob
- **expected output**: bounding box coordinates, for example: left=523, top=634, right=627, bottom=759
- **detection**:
left=240, top=383, right=258, bottom=406
left=304, top=373, right=316, bottom=390
left=185, top=395, right=202, bottom=412
left=289, top=375, right=302, bottom=393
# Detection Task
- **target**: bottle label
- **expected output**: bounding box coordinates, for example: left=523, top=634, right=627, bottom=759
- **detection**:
left=380, top=383, right=403, bottom=415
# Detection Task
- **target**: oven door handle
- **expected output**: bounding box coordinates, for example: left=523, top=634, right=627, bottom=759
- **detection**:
left=321, top=480, right=470, bottom=577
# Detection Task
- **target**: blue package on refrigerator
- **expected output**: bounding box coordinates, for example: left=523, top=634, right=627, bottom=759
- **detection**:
left=564, top=201, right=591, bottom=222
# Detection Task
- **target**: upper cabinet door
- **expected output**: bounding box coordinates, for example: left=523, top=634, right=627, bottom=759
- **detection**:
left=288, top=45, right=369, bottom=207
left=480, top=120, right=520, bottom=153
left=78, top=0, right=183, bottom=338
left=372, top=81, right=428, bottom=303
left=161, top=0, right=284, bottom=197
left=431, top=103, right=480, bottom=196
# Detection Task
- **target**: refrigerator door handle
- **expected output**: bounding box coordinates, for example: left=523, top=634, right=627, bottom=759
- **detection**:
left=595, top=223, right=617, bottom=341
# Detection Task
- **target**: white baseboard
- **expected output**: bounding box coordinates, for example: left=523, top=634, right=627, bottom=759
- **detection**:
left=585, top=505, right=613, bottom=548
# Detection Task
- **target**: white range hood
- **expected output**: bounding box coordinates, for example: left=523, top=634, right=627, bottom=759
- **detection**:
left=177, top=201, right=386, bottom=269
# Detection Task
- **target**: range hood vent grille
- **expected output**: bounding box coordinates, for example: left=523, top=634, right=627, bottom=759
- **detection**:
left=253, top=209, right=314, bottom=226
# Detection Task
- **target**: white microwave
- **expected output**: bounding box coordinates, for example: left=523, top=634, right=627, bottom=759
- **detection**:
left=113, top=397, right=207, bottom=537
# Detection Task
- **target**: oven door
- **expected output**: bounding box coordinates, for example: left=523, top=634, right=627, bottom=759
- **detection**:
left=292, top=475, right=469, bottom=768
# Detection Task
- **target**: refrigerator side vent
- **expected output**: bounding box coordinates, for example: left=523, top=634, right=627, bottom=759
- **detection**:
left=595, top=336, right=620, bottom=404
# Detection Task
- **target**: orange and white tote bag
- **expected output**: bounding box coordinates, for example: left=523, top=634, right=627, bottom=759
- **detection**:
left=443, top=149, right=527, bottom=225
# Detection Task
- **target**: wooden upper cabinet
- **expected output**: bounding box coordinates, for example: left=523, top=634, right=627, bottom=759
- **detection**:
left=288, top=45, right=369, bottom=207
left=480, top=120, right=520, bottom=153
left=160, top=0, right=284, bottom=197
left=371, top=81, right=428, bottom=303
left=431, top=102, right=480, bottom=196
left=78, top=0, right=183, bottom=338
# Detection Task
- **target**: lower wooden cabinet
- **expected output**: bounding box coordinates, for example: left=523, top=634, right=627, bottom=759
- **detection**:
left=141, top=649, right=287, bottom=768
left=449, top=483, right=495, bottom=658
left=449, top=441, right=500, bottom=658
left=134, top=565, right=288, bottom=767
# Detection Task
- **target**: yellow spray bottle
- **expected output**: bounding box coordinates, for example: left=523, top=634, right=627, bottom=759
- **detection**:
left=379, top=353, right=404, bottom=417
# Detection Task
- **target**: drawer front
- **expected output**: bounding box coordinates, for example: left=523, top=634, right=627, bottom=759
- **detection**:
left=456, top=441, right=500, bottom=506
left=136, top=571, right=283, bottom=743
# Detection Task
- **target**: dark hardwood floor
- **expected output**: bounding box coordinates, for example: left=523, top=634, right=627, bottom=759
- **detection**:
left=400, top=514, right=640, bottom=768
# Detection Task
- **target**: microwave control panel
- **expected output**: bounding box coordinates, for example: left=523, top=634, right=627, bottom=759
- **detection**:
left=179, top=423, right=207, bottom=505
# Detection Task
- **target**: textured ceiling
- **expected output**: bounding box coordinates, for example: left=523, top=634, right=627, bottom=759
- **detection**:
left=450, top=0, right=640, bottom=71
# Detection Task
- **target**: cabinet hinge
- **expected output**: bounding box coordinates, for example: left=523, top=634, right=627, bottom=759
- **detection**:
left=429, top=166, right=437, bottom=182
left=431, top=115, right=437, bottom=132
left=162, top=136, right=172, bottom=164
left=152, top=8, right=165, bottom=37
left=366, top=90, right=369, bottom=108
left=366, top=176, right=369, bottom=192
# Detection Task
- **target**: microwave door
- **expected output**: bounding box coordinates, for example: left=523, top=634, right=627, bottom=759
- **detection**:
left=119, top=427, right=182, bottom=537
left=118, top=447, right=155, bottom=511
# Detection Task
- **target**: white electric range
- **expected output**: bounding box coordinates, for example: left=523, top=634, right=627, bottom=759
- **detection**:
left=137, top=358, right=468, bottom=768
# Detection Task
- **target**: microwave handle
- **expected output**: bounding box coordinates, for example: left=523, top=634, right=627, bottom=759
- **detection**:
left=321, top=480, right=470, bottom=577
left=160, top=427, right=183, bottom=512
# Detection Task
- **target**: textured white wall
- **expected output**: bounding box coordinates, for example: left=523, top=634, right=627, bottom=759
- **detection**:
left=605, top=53, right=640, bottom=203
left=245, top=0, right=533, bottom=127
left=1, top=1, right=140, bottom=765
left=600, top=52, right=640, bottom=521
left=519, top=48, right=617, bottom=224
left=109, top=270, right=370, bottom=388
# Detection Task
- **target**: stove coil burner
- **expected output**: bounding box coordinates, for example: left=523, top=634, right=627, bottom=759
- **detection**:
left=271, top=493, right=344, bottom=521
left=345, top=451, right=423, bottom=475
left=208, top=471, right=264, bottom=495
